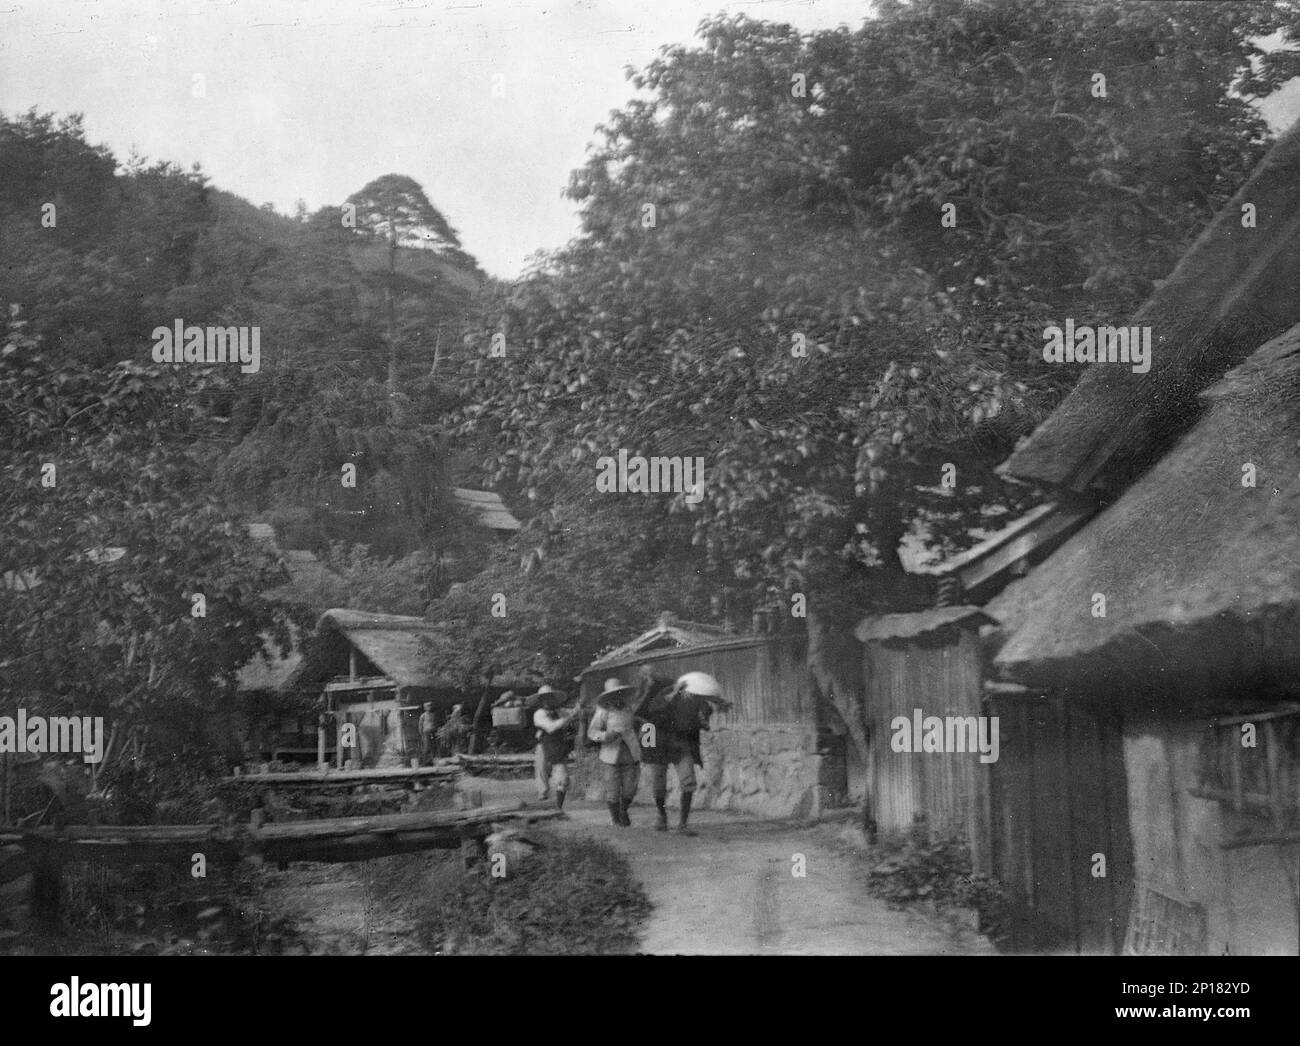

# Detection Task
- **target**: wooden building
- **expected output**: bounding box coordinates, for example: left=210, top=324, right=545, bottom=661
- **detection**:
left=575, top=615, right=858, bottom=818
left=280, top=609, right=449, bottom=769
left=979, top=118, right=1300, bottom=954
left=854, top=607, right=992, bottom=869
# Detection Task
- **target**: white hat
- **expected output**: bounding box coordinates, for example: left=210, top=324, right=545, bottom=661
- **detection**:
left=596, top=677, right=634, bottom=706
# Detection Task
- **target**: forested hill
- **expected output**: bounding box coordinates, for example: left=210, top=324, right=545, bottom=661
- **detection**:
left=1, top=110, right=492, bottom=567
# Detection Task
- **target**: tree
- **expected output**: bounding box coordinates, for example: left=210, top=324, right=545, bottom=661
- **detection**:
left=0, top=314, right=298, bottom=759
left=455, top=2, right=1300, bottom=740
left=345, top=175, right=471, bottom=402
left=425, top=503, right=717, bottom=687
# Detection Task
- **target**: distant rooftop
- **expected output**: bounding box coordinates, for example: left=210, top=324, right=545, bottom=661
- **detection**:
left=453, top=488, right=521, bottom=532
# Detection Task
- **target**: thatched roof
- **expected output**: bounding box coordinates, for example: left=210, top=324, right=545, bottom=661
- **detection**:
left=323, top=608, right=444, bottom=689
left=282, top=608, right=446, bottom=691
left=1002, top=118, right=1300, bottom=494
left=988, top=322, right=1300, bottom=692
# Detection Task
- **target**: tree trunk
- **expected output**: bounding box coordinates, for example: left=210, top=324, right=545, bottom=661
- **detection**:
left=806, top=605, right=876, bottom=835
left=386, top=223, right=399, bottom=417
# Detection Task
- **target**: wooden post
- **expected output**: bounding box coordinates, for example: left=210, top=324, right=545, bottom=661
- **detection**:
left=469, top=691, right=492, bottom=755
left=397, top=688, right=408, bottom=759
left=317, top=719, right=327, bottom=770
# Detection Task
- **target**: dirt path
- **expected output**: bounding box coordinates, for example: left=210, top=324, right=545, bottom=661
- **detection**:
left=554, top=799, right=995, bottom=956
left=251, top=774, right=995, bottom=956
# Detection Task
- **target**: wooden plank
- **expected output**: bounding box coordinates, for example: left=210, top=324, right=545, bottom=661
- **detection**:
left=1263, top=720, right=1286, bottom=832
left=222, top=764, right=461, bottom=787
left=1207, top=704, right=1300, bottom=726
left=1229, top=731, right=1244, bottom=813
left=10, top=805, right=563, bottom=867
left=251, top=802, right=531, bottom=839
left=456, top=753, right=535, bottom=768
left=325, top=676, right=394, bottom=694
left=1099, top=707, right=1135, bottom=955
left=1066, top=706, right=1111, bottom=953
left=22, top=824, right=225, bottom=842
left=957, top=503, right=1092, bottom=597
left=1221, top=830, right=1300, bottom=849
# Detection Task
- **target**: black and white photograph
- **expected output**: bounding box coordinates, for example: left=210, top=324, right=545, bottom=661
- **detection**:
left=1, top=0, right=1297, bottom=1017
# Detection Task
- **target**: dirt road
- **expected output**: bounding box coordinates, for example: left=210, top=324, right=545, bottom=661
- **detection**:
left=252, top=774, right=995, bottom=956
left=553, top=799, right=994, bottom=956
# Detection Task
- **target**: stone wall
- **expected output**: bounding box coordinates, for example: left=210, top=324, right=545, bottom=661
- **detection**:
left=576, top=721, right=828, bottom=819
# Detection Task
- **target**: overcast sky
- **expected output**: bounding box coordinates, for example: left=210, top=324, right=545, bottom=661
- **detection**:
left=3, top=0, right=1298, bottom=277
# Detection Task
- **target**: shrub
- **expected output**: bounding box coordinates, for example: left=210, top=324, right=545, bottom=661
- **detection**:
left=865, top=829, right=1006, bottom=942
left=414, top=835, right=649, bottom=955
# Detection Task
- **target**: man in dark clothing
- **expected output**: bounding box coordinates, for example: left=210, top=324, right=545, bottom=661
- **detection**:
left=635, top=671, right=723, bottom=835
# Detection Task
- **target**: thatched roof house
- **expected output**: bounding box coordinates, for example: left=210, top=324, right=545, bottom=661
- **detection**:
left=980, top=120, right=1300, bottom=955
left=283, top=608, right=447, bottom=693
left=273, top=609, right=454, bottom=769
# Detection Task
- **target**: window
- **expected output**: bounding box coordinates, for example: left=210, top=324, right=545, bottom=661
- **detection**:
left=1193, top=704, right=1300, bottom=846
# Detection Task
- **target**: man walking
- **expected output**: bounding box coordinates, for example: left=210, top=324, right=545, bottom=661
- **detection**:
left=587, top=677, right=641, bottom=827
left=637, top=671, right=724, bottom=835
left=531, top=684, right=576, bottom=810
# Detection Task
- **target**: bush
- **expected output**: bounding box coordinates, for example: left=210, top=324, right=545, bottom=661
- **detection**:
left=865, top=829, right=1006, bottom=942
left=414, top=835, right=649, bottom=955
left=96, top=751, right=231, bottom=825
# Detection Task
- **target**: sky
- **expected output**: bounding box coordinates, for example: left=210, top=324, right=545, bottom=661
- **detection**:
left=2, top=0, right=1298, bottom=278
left=0, top=0, right=876, bottom=277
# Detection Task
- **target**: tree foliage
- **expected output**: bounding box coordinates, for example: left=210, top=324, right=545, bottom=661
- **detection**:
left=457, top=1, right=1300, bottom=620
left=0, top=315, right=297, bottom=746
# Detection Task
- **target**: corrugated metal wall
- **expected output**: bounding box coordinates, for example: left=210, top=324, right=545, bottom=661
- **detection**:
left=581, top=635, right=812, bottom=727
left=862, top=626, right=990, bottom=865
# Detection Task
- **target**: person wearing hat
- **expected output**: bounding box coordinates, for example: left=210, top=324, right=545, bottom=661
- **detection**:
left=531, top=685, right=576, bottom=810
left=587, top=677, right=641, bottom=827
left=636, top=670, right=725, bottom=835
left=418, top=702, right=437, bottom=766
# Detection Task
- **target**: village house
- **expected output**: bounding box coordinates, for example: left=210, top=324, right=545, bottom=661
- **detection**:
left=277, top=608, right=453, bottom=769
left=949, top=117, right=1300, bottom=954
left=237, top=490, right=521, bottom=763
